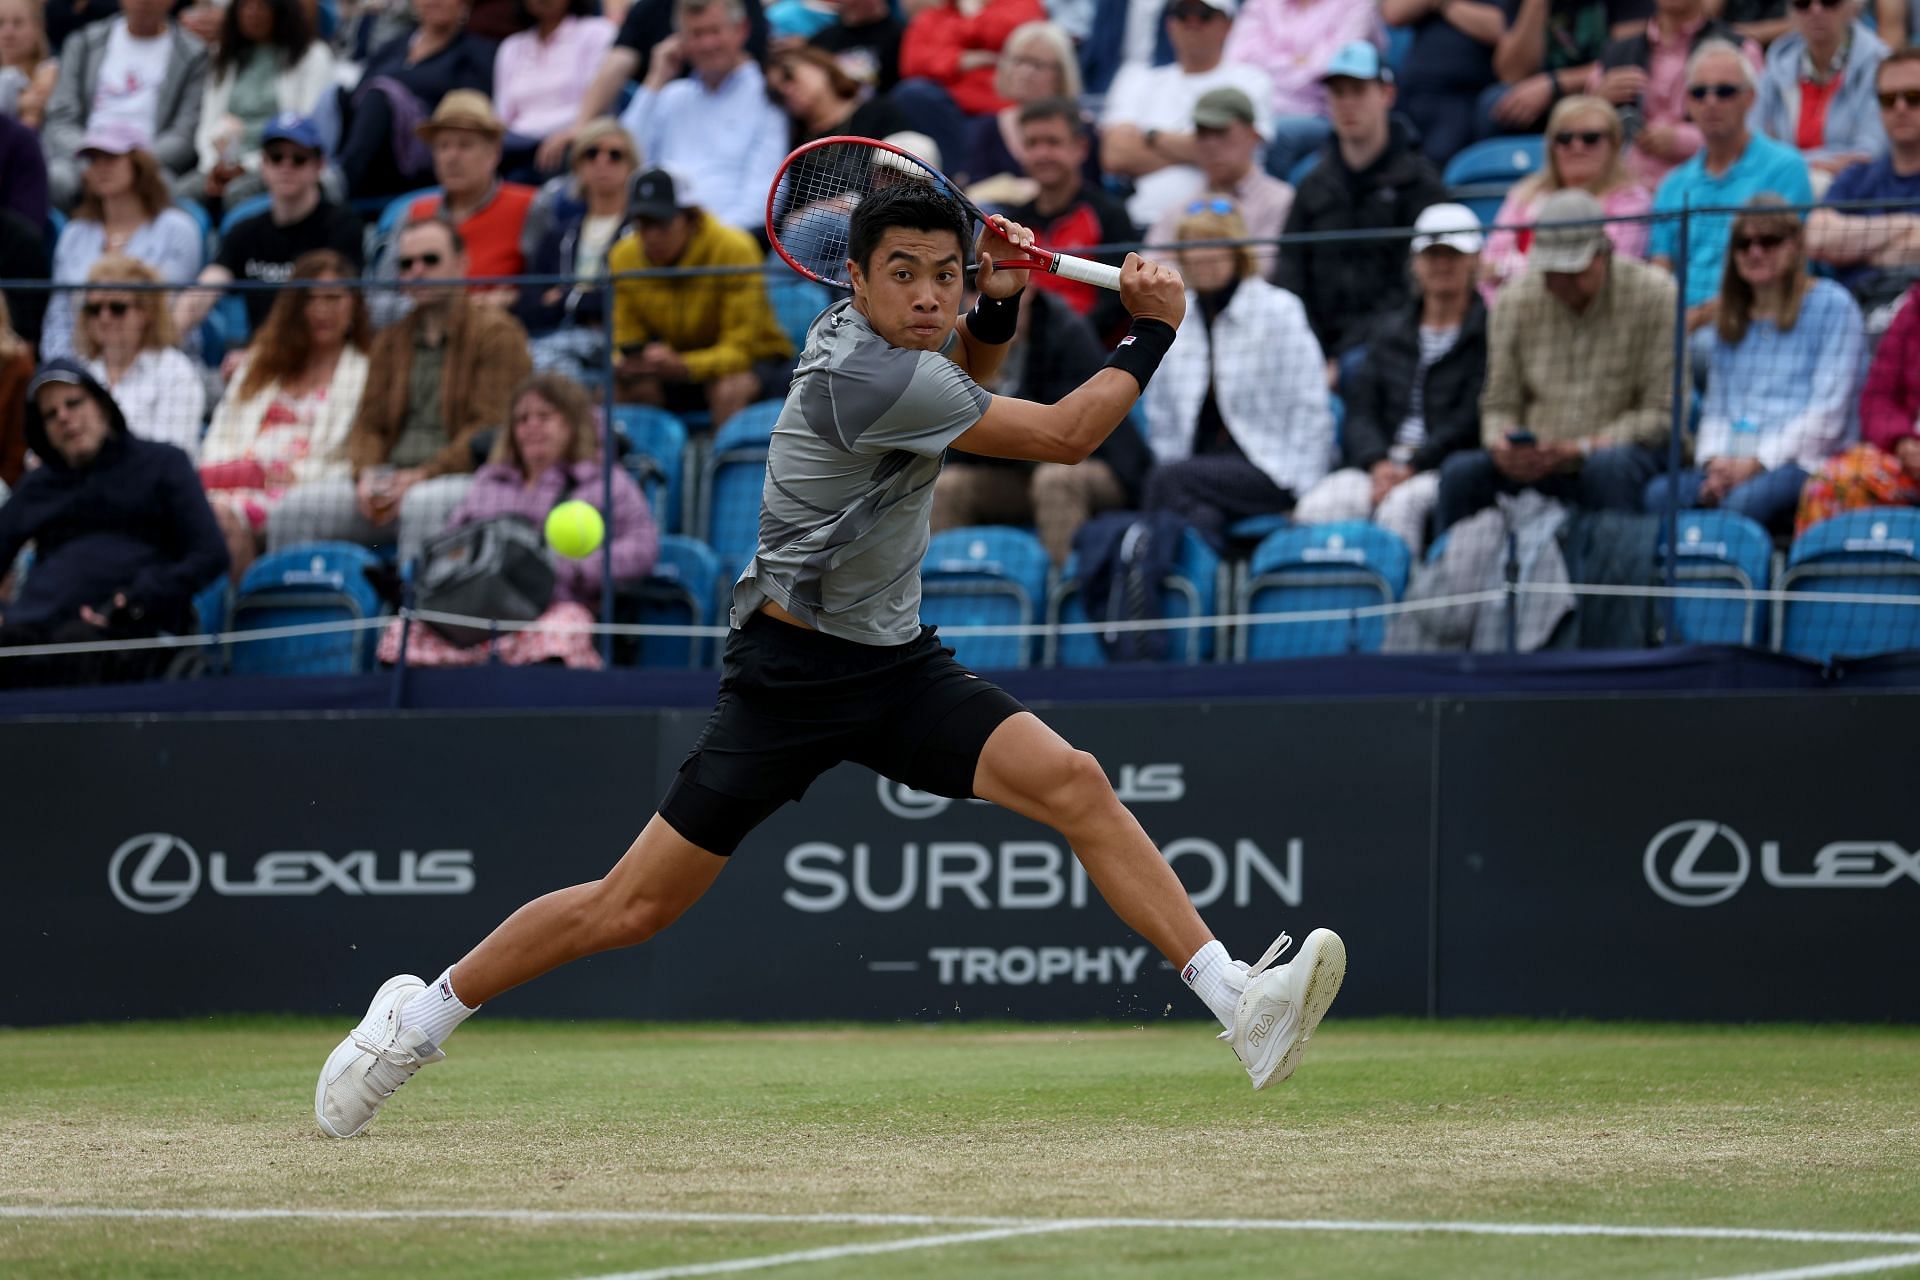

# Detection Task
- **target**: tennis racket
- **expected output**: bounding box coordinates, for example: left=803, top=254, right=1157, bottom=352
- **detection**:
left=764, top=135, right=1124, bottom=293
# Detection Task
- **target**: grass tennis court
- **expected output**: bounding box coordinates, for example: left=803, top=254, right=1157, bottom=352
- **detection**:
left=3, top=1018, right=1917, bottom=1278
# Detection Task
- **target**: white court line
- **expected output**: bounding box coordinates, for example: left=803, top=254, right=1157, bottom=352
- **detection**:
left=3, top=1206, right=1918, bottom=1246
left=1701, top=1250, right=1920, bottom=1280
left=571, top=1222, right=1088, bottom=1280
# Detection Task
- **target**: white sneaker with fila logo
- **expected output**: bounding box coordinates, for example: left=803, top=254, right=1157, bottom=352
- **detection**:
left=1221, top=928, right=1346, bottom=1090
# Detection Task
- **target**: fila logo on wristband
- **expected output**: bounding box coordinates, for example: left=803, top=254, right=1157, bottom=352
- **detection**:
left=1182, top=962, right=1199, bottom=985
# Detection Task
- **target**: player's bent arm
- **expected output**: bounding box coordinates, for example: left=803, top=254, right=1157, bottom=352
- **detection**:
left=953, top=313, right=1012, bottom=385
left=952, top=369, right=1141, bottom=465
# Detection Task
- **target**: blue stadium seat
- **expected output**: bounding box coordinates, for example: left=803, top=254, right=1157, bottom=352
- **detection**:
left=921, top=526, right=1051, bottom=670
left=218, top=193, right=273, bottom=237
left=1384, top=24, right=1415, bottom=76
left=193, top=577, right=231, bottom=636
left=226, top=542, right=386, bottom=675
left=1288, top=152, right=1321, bottom=187
left=699, top=399, right=784, bottom=576
left=612, top=404, right=689, bottom=534
left=376, top=187, right=441, bottom=239
left=175, top=198, right=215, bottom=259
left=1777, top=509, right=1920, bottom=662
left=767, top=276, right=833, bottom=352
left=1660, top=509, right=1772, bottom=646
left=1442, top=135, right=1545, bottom=188
left=1047, top=526, right=1224, bottom=666
left=1236, top=521, right=1411, bottom=658
left=1443, top=136, right=1544, bottom=226
left=620, top=534, right=721, bottom=667
left=1226, top=513, right=1292, bottom=546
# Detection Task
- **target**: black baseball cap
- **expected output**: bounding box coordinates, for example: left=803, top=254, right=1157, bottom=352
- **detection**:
left=630, top=169, right=690, bottom=222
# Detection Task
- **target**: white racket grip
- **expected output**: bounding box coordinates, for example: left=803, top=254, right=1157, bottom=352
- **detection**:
left=1049, top=252, right=1123, bottom=292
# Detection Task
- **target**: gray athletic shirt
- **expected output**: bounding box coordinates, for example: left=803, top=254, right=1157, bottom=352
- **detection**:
left=729, top=298, right=993, bottom=645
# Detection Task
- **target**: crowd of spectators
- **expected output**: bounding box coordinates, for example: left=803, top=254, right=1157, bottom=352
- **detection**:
left=1, top=0, right=1919, bottom=686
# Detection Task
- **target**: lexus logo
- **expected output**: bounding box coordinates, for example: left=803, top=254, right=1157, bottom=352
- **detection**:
left=109, top=833, right=203, bottom=914
left=1643, top=820, right=1751, bottom=907
left=875, top=778, right=954, bottom=820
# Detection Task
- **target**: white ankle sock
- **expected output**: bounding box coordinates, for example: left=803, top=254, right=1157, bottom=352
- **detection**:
left=1181, top=941, right=1246, bottom=1032
left=400, top=967, right=478, bottom=1052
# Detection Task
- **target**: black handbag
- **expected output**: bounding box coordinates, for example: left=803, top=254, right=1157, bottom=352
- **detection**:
left=415, top=515, right=557, bottom=647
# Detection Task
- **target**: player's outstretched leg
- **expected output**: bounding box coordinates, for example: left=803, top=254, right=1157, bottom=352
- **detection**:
left=970, top=713, right=1345, bottom=1090
left=315, top=815, right=728, bottom=1137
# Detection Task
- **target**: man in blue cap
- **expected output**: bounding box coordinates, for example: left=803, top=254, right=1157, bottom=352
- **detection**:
left=174, top=114, right=366, bottom=340
left=1278, top=40, right=1447, bottom=378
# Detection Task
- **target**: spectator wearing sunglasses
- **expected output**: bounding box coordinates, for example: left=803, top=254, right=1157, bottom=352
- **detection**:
left=1590, top=0, right=1761, bottom=190
left=1144, top=87, right=1293, bottom=279
left=1749, top=0, right=1890, bottom=184
left=1806, top=45, right=1920, bottom=299
left=1644, top=197, right=1863, bottom=528
left=74, top=256, right=206, bottom=459
left=173, top=115, right=365, bottom=342
left=189, top=0, right=333, bottom=211
left=269, top=216, right=533, bottom=564
left=1480, top=95, right=1651, bottom=301
left=516, top=117, right=639, bottom=380
left=1650, top=38, right=1813, bottom=311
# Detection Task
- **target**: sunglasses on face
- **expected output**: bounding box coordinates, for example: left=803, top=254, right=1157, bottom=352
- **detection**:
left=1879, top=89, right=1920, bottom=109
left=1167, top=3, right=1223, bottom=21
left=579, top=145, right=629, bottom=163
left=1790, top=0, right=1846, bottom=10
left=83, top=300, right=133, bottom=318
left=1552, top=129, right=1607, bottom=148
left=263, top=147, right=315, bottom=167
left=1732, top=231, right=1789, bottom=253
left=397, top=252, right=444, bottom=271
left=1186, top=197, right=1236, bottom=215
left=1688, top=82, right=1745, bottom=100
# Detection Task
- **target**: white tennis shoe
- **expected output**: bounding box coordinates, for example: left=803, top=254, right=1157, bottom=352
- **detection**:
left=314, top=973, right=445, bottom=1138
left=1221, top=928, right=1346, bottom=1090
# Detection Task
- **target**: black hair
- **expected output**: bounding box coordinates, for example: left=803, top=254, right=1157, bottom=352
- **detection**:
left=1016, top=95, right=1087, bottom=137
left=847, top=182, right=971, bottom=275
left=215, top=0, right=314, bottom=76
left=401, top=212, right=467, bottom=258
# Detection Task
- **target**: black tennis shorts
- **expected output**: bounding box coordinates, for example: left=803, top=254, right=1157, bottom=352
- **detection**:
left=658, top=611, right=1027, bottom=855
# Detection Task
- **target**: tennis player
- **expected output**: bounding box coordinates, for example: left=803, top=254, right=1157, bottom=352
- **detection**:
left=316, top=184, right=1345, bottom=1138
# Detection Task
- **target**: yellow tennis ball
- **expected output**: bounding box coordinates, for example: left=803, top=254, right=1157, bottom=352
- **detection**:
left=544, top=500, right=605, bottom=559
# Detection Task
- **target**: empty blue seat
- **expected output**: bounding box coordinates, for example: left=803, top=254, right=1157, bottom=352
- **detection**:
left=227, top=542, right=385, bottom=675
left=621, top=534, right=722, bottom=667
left=1660, top=509, right=1772, bottom=646
left=217, top=193, right=274, bottom=237
left=700, top=400, right=784, bottom=576
left=1443, top=136, right=1544, bottom=226
left=612, top=404, right=689, bottom=534
left=921, top=526, right=1051, bottom=670
left=1778, top=509, right=1920, bottom=662
left=767, top=276, right=833, bottom=352
left=1236, top=521, right=1411, bottom=658
left=1048, top=526, right=1223, bottom=665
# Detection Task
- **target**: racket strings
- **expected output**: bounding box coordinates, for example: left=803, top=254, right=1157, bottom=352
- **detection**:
left=768, top=141, right=951, bottom=288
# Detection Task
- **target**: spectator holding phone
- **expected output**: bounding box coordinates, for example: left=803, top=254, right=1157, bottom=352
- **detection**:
left=1438, top=189, right=1675, bottom=529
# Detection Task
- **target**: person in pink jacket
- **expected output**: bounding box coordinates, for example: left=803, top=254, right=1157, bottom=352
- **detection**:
left=378, top=372, right=659, bottom=668
left=1795, top=285, right=1920, bottom=534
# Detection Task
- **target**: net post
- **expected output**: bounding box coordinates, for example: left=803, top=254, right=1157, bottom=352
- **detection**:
left=1662, top=200, right=1690, bottom=646
left=598, top=260, right=618, bottom=667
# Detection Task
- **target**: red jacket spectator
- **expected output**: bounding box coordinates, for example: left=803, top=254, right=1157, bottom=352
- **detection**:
left=899, top=0, right=1046, bottom=115
left=1861, top=290, right=1920, bottom=456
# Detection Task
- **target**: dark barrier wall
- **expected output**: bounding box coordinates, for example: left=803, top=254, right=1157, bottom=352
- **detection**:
left=3, top=693, right=1915, bottom=1025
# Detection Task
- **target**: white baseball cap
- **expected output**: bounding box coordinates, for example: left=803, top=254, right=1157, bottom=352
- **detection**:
left=1409, top=202, right=1485, bottom=256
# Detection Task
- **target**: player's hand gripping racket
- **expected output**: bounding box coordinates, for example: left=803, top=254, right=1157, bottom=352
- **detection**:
left=765, top=135, right=1124, bottom=292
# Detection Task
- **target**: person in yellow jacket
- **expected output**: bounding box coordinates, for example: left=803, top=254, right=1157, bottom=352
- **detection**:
left=610, top=168, right=795, bottom=426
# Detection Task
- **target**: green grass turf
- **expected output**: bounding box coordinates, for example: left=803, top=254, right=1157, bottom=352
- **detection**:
left=2, top=1018, right=1918, bottom=1278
